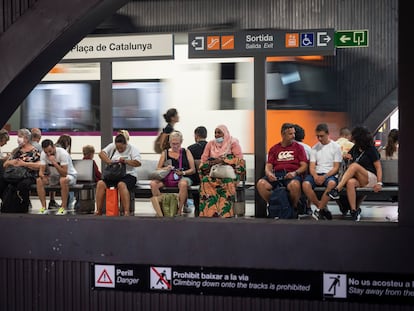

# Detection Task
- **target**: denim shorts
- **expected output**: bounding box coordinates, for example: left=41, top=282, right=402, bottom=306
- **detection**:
left=303, top=173, right=338, bottom=189
left=264, top=170, right=302, bottom=189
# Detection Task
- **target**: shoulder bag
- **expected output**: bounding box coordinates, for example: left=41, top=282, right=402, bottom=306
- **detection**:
left=103, top=149, right=126, bottom=182
left=163, top=149, right=182, bottom=187
left=4, top=166, right=30, bottom=183
left=209, top=163, right=236, bottom=179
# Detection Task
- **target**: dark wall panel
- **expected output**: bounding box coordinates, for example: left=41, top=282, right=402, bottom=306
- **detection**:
left=120, top=0, right=398, bottom=129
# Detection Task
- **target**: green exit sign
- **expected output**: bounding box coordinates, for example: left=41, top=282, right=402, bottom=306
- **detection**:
left=335, top=30, right=369, bottom=48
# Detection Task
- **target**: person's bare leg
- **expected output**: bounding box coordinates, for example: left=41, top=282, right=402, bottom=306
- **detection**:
left=345, top=178, right=360, bottom=211
left=95, top=180, right=106, bottom=215
left=118, top=182, right=130, bottom=216
left=287, top=180, right=301, bottom=208
left=256, top=178, right=273, bottom=203
left=60, top=177, right=69, bottom=210
left=320, top=179, right=337, bottom=209
left=302, top=181, right=320, bottom=208
left=150, top=180, right=163, bottom=197
left=177, top=179, right=188, bottom=214
left=151, top=196, right=164, bottom=216
left=336, top=163, right=368, bottom=191
left=36, top=177, right=47, bottom=209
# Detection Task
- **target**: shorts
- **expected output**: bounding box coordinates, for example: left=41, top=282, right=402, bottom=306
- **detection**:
left=365, top=171, right=378, bottom=187
left=263, top=170, right=302, bottom=189
left=49, top=174, right=76, bottom=186
left=67, top=174, right=77, bottom=186
left=181, top=176, right=194, bottom=186
left=104, top=174, right=137, bottom=191
left=303, top=173, right=338, bottom=188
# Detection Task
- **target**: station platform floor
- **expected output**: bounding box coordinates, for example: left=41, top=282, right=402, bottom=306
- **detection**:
left=27, top=196, right=399, bottom=223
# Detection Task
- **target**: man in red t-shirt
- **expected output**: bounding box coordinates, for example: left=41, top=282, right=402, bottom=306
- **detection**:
left=257, top=123, right=308, bottom=209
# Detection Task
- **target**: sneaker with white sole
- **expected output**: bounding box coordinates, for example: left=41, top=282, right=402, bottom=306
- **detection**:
left=56, top=207, right=67, bottom=216
left=312, top=209, right=325, bottom=220
left=350, top=208, right=361, bottom=221
left=321, top=208, right=333, bottom=220
left=38, top=207, right=48, bottom=215
left=328, top=188, right=340, bottom=200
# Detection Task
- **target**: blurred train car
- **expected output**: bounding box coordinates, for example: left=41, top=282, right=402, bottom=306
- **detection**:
left=4, top=44, right=349, bottom=172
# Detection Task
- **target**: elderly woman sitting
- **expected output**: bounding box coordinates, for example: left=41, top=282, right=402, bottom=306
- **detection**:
left=2, top=128, right=41, bottom=212
left=150, top=131, right=196, bottom=215
left=198, top=125, right=245, bottom=218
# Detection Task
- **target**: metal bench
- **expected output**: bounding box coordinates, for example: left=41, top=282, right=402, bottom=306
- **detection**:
left=135, top=159, right=246, bottom=216
left=30, top=159, right=97, bottom=213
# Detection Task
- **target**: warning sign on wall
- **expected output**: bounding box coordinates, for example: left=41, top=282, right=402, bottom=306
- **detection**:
left=91, top=263, right=414, bottom=304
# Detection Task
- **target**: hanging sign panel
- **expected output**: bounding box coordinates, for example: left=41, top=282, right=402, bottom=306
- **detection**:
left=188, top=29, right=335, bottom=58
left=62, top=34, right=174, bottom=61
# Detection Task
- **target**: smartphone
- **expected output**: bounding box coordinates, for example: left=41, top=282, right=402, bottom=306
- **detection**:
left=208, top=157, right=215, bottom=161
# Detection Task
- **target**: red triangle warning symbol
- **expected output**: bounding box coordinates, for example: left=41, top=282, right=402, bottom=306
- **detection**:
left=97, top=269, right=113, bottom=284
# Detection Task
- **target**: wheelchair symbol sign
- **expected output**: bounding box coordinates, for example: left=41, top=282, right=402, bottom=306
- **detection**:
left=301, top=33, right=314, bottom=47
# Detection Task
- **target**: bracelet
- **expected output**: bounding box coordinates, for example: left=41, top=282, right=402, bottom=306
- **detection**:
left=183, top=171, right=186, bottom=176
left=376, top=182, right=383, bottom=186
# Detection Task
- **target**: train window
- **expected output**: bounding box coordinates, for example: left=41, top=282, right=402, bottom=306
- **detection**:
left=20, top=82, right=99, bottom=132
left=266, top=60, right=337, bottom=111
left=112, top=80, right=163, bottom=131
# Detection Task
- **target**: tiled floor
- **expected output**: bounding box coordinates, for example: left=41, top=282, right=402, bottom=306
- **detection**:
left=27, top=196, right=399, bottom=222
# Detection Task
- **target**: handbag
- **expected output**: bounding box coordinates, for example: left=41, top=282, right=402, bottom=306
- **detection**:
left=3, top=166, right=30, bottom=183
left=103, top=149, right=126, bottom=181
left=209, top=164, right=236, bottom=179
left=163, top=148, right=183, bottom=187
left=148, top=168, right=171, bottom=180
left=103, top=162, right=126, bottom=181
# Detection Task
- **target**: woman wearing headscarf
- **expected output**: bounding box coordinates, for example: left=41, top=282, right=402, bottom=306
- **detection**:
left=198, top=125, right=245, bottom=217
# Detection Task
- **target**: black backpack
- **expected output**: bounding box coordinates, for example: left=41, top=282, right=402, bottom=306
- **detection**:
left=267, top=186, right=295, bottom=219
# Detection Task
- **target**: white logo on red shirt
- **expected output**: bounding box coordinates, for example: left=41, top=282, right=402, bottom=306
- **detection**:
left=277, top=151, right=294, bottom=161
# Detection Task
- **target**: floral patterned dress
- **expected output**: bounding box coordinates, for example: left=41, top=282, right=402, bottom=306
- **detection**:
left=198, top=154, right=245, bottom=217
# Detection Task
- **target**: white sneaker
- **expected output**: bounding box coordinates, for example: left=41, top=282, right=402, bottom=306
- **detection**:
left=38, top=207, right=48, bottom=215
left=56, top=207, right=67, bottom=216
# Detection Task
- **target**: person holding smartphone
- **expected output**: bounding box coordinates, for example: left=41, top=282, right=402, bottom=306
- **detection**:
left=150, top=131, right=196, bottom=216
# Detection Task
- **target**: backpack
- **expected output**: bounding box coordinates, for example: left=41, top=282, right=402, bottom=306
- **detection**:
left=154, top=132, right=170, bottom=154
left=161, top=193, right=178, bottom=217
left=267, top=186, right=295, bottom=219
left=1, top=184, right=29, bottom=213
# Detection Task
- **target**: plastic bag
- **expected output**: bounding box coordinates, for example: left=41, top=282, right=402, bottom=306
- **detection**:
left=161, top=193, right=178, bottom=217
left=106, top=187, right=119, bottom=216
